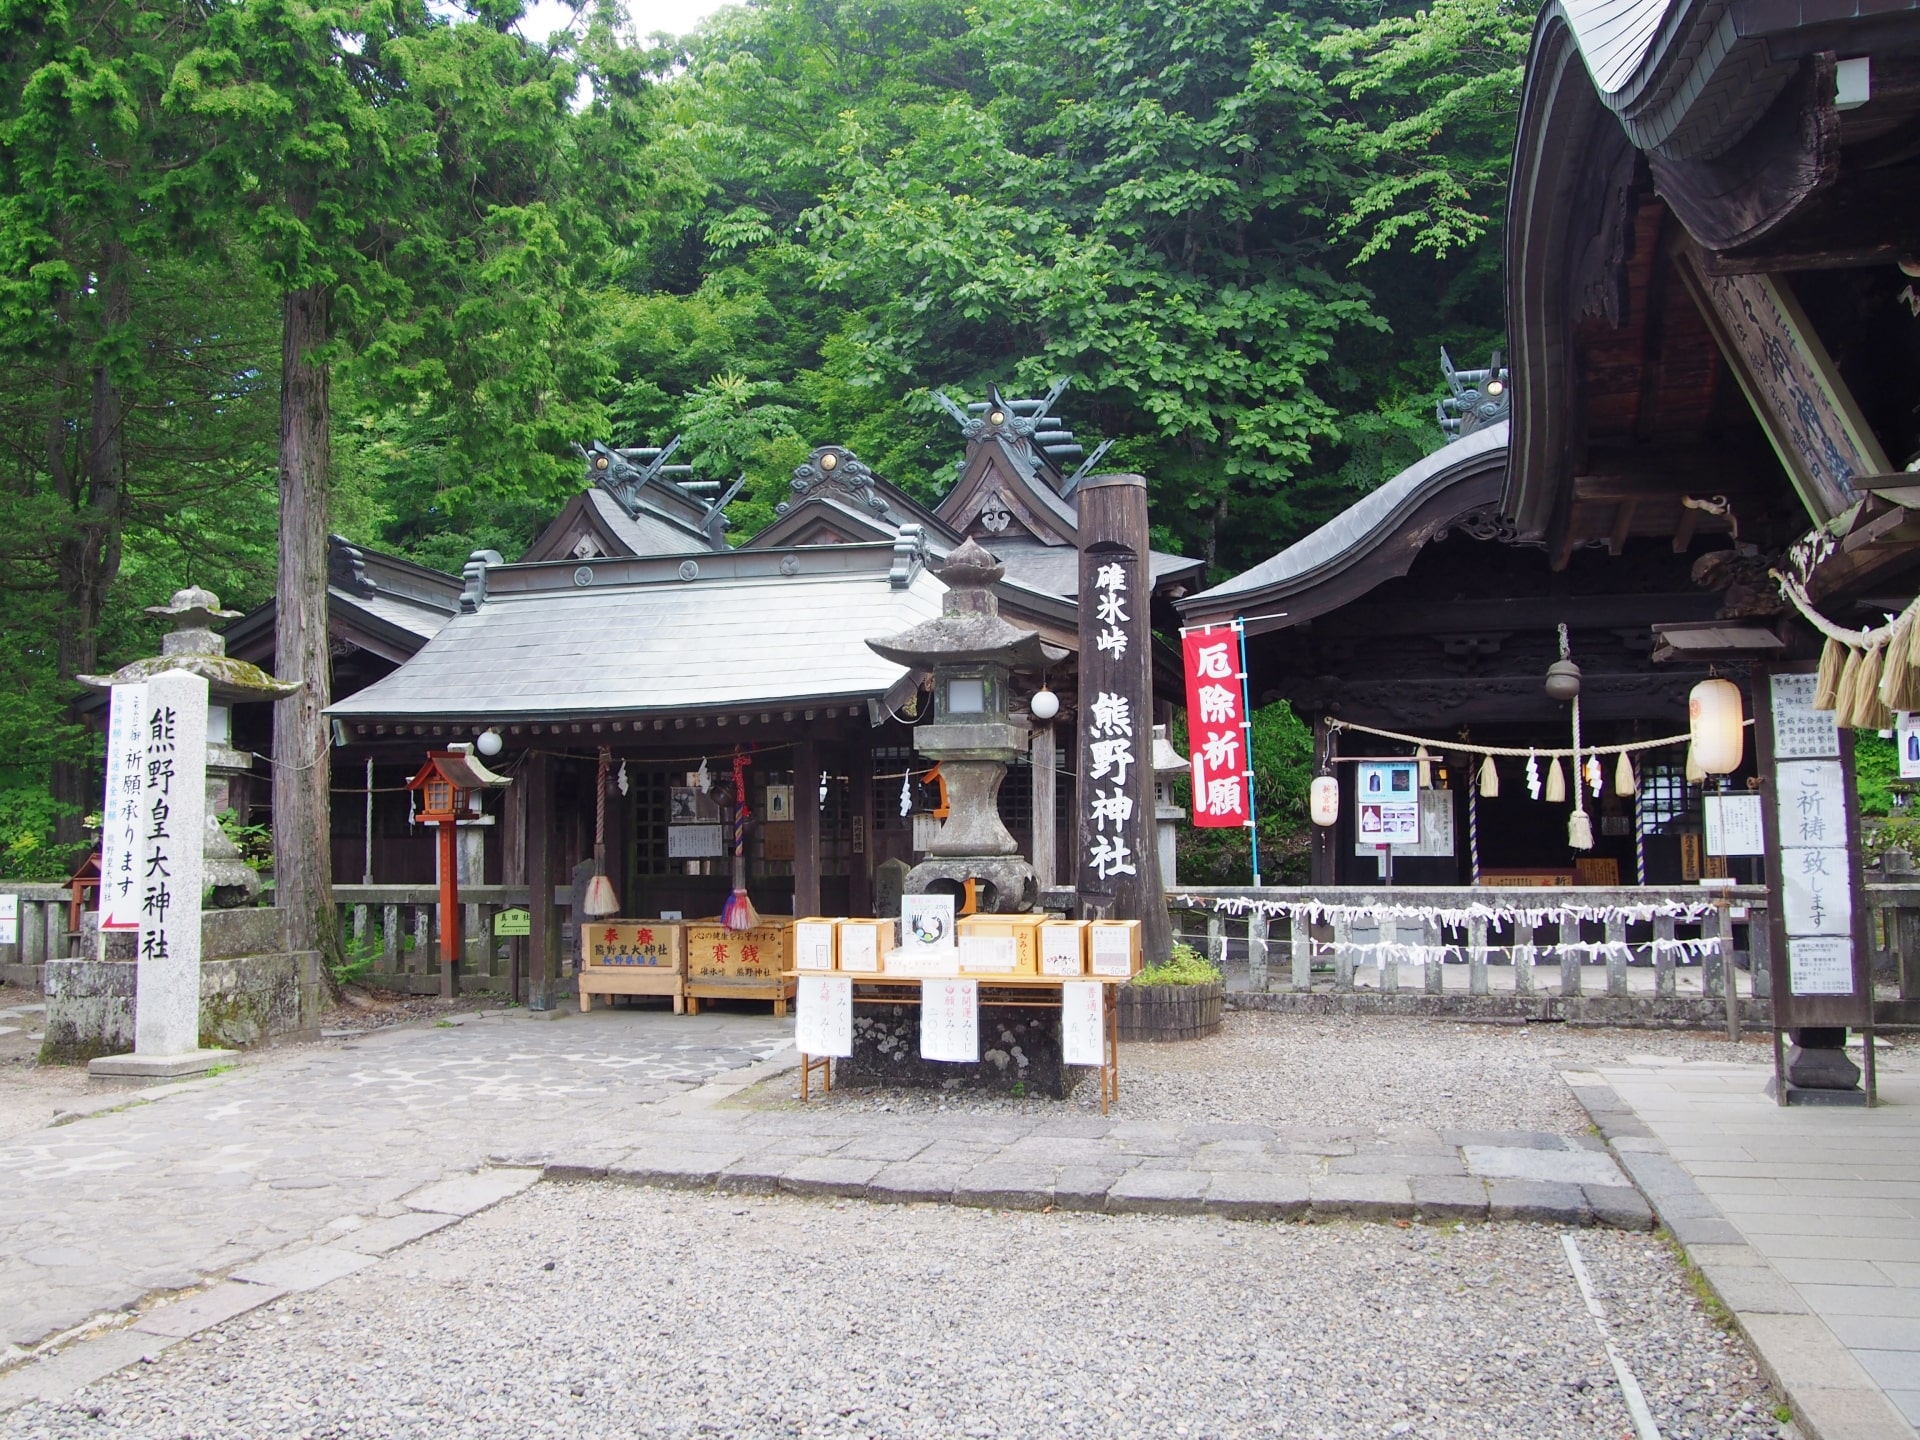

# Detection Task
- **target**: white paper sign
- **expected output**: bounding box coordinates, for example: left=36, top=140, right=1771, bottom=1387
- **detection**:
left=1062, top=981, right=1105, bottom=1066
left=1040, top=924, right=1085, bottom=976
left=1788, top=936, right=1855, bottom=996
left=1901, top=713, right=1920, bottom=780
left=1089, top=924, right=1135, bottom=977
left=1774, top=761, right=1847, bottom=849
left=838, top=923, right=881, bottom=973
left=0, top=894, right=17, bottom=947
left=795, top=974, right=853, bottom=1056
left=958, top=934, right=1018, bottom=972
left=919, top=978, right=978, bottom=1062
left=100, top=682, right=148, bottom=931
left=1781, top=847, right=1851, bottom=936
left=901, top=893, right=955, bottom=955
left=666, top=823, right=724, bottom=858
left=1771, top=673, right=1840, bottom=759
left=794, top=921, right=836, bottom=971
left=1704, top=793, right=1766, bottom=856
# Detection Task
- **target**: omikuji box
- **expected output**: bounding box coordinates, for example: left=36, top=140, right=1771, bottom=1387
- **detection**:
left=585, top=921, right=684, bottom=969
left=1087, top=919, right=1142, bottom=977
left=686, top=921, right=794, bottom=980
left=955, top=914, right=1043, bottom=976
left=835, top=918, right=894, bottom=973
left=794, top=919, right=838, bottom=971
left=1038, top=919, right=1089, bottom=977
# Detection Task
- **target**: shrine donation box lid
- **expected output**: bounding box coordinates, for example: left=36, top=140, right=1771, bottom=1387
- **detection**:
left=585, top=921, right=684, bottom=971
left=686, top=921, right=794, bottom=980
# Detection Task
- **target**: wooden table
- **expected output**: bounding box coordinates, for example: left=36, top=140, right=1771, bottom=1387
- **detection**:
left=785, top=972, right=1125, bottom=1114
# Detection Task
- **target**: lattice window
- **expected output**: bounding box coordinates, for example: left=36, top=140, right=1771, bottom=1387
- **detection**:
left=630, top=768, right=673, bottom=876
left=1636, top=762, right=1698, bottom=836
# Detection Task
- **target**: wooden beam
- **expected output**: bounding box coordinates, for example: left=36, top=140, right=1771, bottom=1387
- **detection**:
left=1672, top=506, right=1699, bottom=553
left=1031, top=722, right=1057, bottom=889
left=523, top=752, right=556, bottom=1010
left=792, top=739, right=820, bottom=919
left=849, top=740, right=873, bottom=918
left=1704, top=166, right=1920, bottom=276
left=1608, top=499, right=1638, bottom=556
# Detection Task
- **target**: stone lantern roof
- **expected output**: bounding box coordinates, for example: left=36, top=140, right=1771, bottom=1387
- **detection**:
left=78, top=587, right=299, bottom=703
left=864, top=540, right=1069, bottom=671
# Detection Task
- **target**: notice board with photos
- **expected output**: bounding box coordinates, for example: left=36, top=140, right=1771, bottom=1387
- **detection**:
left=1755, top=666, right=1872, bottom=1036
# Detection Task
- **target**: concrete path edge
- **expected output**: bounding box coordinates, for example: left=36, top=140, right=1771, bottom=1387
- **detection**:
left=1565, top=1069, right=1918, bottom=1440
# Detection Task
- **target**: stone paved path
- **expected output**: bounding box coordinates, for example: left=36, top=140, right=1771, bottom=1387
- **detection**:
left=508, top=1097, right=1655, bottom=1231
left=1575, top=1058, right=1920, bottom=1440
left=0, top=1009, right=789, bottom=1353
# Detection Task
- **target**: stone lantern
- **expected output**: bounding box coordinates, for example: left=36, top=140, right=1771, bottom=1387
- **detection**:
left=1150, top=724, right=1189, bottom=888
left=80, top=586, right=298, bottom=909
left=867, top=540, right=1068, bottom=912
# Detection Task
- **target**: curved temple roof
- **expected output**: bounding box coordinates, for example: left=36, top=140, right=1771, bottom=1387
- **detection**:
left=1178, top=423, right=1508, bottom=634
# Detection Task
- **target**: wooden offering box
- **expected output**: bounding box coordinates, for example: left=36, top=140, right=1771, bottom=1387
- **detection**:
left=835, top=918, right=894, bottom=973
left=579, top=920, right=685, bottom=1012
left=794, top=919, right=838, bottom=971
left=956, top=914, right=1043, bottom=976
left=1087, top=919, right=1142, bottom=978
left=1039, top=919, right=1089, bottom=976
left=685, top=920, right=797, bottom=1015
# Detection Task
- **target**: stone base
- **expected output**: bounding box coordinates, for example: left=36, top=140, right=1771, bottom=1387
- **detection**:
left=905, top=857, right=1037, bottom=914
left=41, top=946, right=322, bottom=1065
left=1785, top=1034, right=1862, bottom=1090
left=88, top=1048, right=238, bottom=1086
left=839, top=1001, right=1084, bottom=1099
left=1766, top=1076, right=1870, bottom=1106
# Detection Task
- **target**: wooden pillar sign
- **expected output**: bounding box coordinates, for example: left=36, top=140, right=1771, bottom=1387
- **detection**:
left=1755, top=666, right=1875, bottom=1101
left=1075, top=474, right=1173, bottom=964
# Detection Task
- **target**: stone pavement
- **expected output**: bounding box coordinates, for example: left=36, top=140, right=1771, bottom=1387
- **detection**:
left=511, top=1102, right=1655, bottom=1230
left=0, top=1007, right=789, bottom=1355
left=1571, top=1057, right=1920, bottom=1440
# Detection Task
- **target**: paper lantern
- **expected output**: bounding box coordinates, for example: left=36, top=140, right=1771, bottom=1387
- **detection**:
left=1310, top=774, right=1340, bottom=827
left=1689, top=678, right=1744, bottom=775
left=1029, top=687, right=1060, bottom=721
left=1685, top=744, right=1705, bottom=783
left=1477, top=755, right=1499, bottom=798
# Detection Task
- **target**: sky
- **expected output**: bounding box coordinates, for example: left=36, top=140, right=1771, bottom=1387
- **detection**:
left=515, top=0, right=733, bottom=44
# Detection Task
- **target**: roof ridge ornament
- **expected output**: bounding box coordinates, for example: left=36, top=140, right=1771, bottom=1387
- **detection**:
left=327, top=534, right=378, bottom=598
left=889, top=523, right=928, bottom=589
left=782, top=445, right=890, bottom=518
left=460, top=549, right=504, bottom=613
left=1438, top=347, right=1511, bottom=441
left=575, top=435, right=692, bottom=517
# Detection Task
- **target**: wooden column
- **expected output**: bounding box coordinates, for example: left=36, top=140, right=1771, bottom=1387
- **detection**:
left=502, top=769, right=527, bottom=1005
left=850, top=739, right=874, bottom=917
left=793, top=739, right=821, bottom=918
left=435, top=818, right=459, bottom=999
left=1075, top=473, right=1173, bottom=965
left=1031, top=722, right=1057, bottom=888
left=524, top=751, right=557, bottom=1010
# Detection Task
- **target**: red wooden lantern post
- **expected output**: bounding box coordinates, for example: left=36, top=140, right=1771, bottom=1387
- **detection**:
left=407, top=746, right=512, bottom=999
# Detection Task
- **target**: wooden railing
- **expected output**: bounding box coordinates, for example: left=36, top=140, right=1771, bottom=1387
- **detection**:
left=1167, top=886, right=1772, bottom=1008
left=332, top=884, right=574, bottom=991
left=0, top=883, right=76, bottom=978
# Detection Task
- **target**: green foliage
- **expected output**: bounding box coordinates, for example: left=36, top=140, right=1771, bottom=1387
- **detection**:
left=217, top=808, right=274, bottom=874
left=1132, top=942, right=1225, bottom=987
left=0, top=786, right=77, bottom=881
left=331, top=931, right=380, bottom=987
left=1174, top=699, right=1318, bottom=884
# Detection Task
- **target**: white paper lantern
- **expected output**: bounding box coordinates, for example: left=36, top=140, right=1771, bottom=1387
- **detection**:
left=476, top=728, right=504, bottom=757
left=1029, top=687, right=1060, bottom=722
left=1310, top=774, right=1340, bottom=827
left=1688, top=678, right=1744, bottom=775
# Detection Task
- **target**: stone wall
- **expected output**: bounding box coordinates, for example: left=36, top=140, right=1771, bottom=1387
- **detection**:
left=839, top=1002, right=1089, bottom=1099
left=39, top=907, right=321, bottom=1064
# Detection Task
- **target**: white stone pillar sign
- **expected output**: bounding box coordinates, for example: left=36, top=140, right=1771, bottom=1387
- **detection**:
left=100, top=682, right=148, bottom=934
left=133, top=671, right=209, bottom=1060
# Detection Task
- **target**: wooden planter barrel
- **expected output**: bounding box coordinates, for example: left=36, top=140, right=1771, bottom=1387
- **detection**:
left=1118, top=981, right=1224, bottom=1042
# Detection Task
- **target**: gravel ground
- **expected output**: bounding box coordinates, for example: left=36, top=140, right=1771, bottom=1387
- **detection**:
left=783, top=1010, right=1910, bottom=1133
left=0, top=1184, right=1784, bottom=1440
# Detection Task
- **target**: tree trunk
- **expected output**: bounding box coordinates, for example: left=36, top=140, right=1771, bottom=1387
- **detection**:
left=51, top=252, right=131, bottom=852
left=273, top=281, right=339, bottom=970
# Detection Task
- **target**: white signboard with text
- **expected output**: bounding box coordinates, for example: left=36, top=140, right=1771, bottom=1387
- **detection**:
left=1769, top=674, right=1857, bottom=997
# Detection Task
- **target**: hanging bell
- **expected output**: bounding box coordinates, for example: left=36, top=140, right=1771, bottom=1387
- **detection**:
left=1544, top=658, right=1582, bottom=703
left=1613, top=751, right=1636, bottom=797
left=1545, top=757, right=1567, bottom=804
left=1478, top=754, right=1500, bottom=799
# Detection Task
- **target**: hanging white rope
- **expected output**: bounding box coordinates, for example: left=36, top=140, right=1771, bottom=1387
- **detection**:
left=1171, top=891, right=1724, bottom=931
left=1327, top=719, right=1701, bottom=761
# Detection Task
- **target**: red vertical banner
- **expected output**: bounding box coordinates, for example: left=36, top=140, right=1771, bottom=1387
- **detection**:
left=1183, top=628, right=1252, bottom=828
